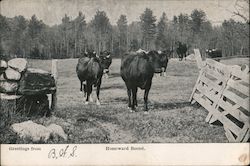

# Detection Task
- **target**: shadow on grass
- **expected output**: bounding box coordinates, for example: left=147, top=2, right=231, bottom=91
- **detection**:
left=151, top=101, right=196, bottom=110
left=101, top=84, right=125, bottom=90
left=108, top=73, right=120, bottom=78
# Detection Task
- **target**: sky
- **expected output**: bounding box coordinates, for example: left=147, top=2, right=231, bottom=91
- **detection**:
left=0, top=0, right=246, bottom=26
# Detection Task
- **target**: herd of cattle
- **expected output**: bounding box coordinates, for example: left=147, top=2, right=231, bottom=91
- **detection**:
left=76, top=43, right=223, bottom=112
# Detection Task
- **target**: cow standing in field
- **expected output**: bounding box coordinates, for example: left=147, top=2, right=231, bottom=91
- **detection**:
left=76, top=51, right=112, bottom=105
left=100, top=51, right=112, bottom=78
left=158, top=50, right=172, bottom=77
left=120, top=51, right=166, bottom=112
left=206, top=49, right=222, bottom=59
left=176, top=42, right=188, bottom=61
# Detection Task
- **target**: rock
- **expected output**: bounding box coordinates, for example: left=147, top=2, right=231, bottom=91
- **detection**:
left=0, top=80, right=18, bottom=93
left=17, top=68, right=56, bottom=95
left=11, top=121, right=68, bottom=142
left=16, top=95, right=50, bottom=117
left=47, top=124, right=68, bottom=141
left=11, top=121, right=51, bottom=142
left=0, top=60, right=8, bottom=71
left=27, top=68, right=50, bottom=74
left=8, top=58, right=27, bottom=72
left=4, top=67, right=21, bottom=81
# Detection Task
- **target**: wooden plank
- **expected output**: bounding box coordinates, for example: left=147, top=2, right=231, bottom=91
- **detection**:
left=199, top=75, right=223, bottom=93
left=236, top=126, right=250, bottom=142
left=189, top=70, right=204, bottom=102
left=205, top=112, right=213, bottom=122
left=209, top=115, right=218, bottom=124
left=203, top=67, right=228, bottom=83
left=219, top=100, right=249, bottom=124
left=194, top=92, right=242, bottom=136
left=242, top=129, right=250, bottom=142
left=227, top=79, right=249, bottom=97
left=230, top=65, right=249, bottom=83
left=206, top=58, right=230, bottom=73
left=194, top=49, right=204, bottom=69
left=225, top=128, right=236, bottom=142
left=196, top=83, right=221, bottom=103
left=223, top=89, right=249, bottom=111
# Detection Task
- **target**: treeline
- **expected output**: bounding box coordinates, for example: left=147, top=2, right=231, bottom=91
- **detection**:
left=0, top=8, right=249, bottom=59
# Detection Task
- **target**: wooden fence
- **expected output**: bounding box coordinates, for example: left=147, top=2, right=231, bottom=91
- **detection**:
left=190, top=49, right=249, bottom=142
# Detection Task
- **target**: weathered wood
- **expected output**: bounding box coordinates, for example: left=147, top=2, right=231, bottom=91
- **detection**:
left=190, top=49, right=250, bottom=142
left=227, top=79, right=249, bottom=96
left=194, top=49, right=204, bottom=69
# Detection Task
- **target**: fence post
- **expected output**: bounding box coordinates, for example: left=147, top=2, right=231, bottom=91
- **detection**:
left=193, top=49, right=204, bottom=69
left=51, top=59, right=58, bottom=111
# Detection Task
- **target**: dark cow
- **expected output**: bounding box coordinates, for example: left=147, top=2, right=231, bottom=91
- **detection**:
left=206, top=49, right=222, bottom=59
left=176, top=42, right=188, bottom=61
left=100, top=51, right=112, bottom=78
left=158, top=50, right=172, bottom=77
left=120, top=50, right=165, bottom=112
left=76, top=51, right=112, bottom=105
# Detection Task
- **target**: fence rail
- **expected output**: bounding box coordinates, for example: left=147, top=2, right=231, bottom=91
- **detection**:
left=190, top=49, right=249, bottom=142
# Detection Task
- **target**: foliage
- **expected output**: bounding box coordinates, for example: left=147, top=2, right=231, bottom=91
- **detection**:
left=0, top=8, right=249, bottom=59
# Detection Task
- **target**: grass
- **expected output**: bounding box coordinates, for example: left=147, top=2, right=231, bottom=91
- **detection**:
left=2, top=57, right=248, bottom=143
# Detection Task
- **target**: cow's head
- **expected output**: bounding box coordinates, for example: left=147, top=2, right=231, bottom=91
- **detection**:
left=147, top=50, right=165, bottom=73
left=84, top=50, right=97, bottom=58
left=159, top=49, right=171, bottom=68
left=99, top=51, right=112, bottom=74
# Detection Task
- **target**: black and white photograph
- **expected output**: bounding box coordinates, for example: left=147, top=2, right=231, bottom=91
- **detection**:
left=0, top=0, right=249, bottom=164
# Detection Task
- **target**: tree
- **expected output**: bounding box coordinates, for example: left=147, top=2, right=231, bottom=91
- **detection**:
left=72, top=12, right=87, bottom=57
left=27, top=15, right=45, bottom=58
left=155, top=12, right=168, bottom=50
left=9, top=16, right=27, bottom=57
left=91, top=10, right=112, bottom=55
left=140, top=8, right=157, bottom=50
left=117, top=14, right=128, bottom=55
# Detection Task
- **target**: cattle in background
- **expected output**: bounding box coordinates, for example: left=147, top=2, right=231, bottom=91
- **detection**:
left=136, top=48, right=148, bottom=54
left=100, top=51, right=112, bottom=78
left=76, top=51, right=112, bottom=105
left=120, top=50, right=164, bottom=112
left=206, top=49, right=222, bottom=59
left=158, top=49, right=172, bottom=77
left=176, top=42, right=188, bottom=61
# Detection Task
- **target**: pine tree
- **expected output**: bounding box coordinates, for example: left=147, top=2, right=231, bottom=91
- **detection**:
left=117, top=14, right=128, bottom=55
left=155, top=12, right=168, bottom=50
left=140, top=8, right=156, bottom=50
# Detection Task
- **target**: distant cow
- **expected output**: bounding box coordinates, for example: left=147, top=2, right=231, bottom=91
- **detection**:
left=206, top=49, right=222, bottom=59
left=120, top=50, right=166, bottom=112
left=76, top=51, right=112, bottom=105
left=100, top=51, right=112, bottom=78
left=176, top=42, right=188, bottom=61
left=158, top=50, right=172, bottom=77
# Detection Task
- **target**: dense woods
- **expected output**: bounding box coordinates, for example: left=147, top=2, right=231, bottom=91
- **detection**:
left=0, top=5, right=249, bottom=59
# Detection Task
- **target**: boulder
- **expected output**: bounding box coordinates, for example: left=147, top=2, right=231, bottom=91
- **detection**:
left=0, top=60, right=8, bottom=71
left=8, top=58, right=27, bottom=72
left=11, top=121, right=67, bottom=142
left=18, top=68, right=56, bottom=95
left=0, top=80, right=18, bottom=93
left=47, top=124, right=68, bottom=141
left=11, top=121, right=51, bottom=142
left=4, top=67, right=21, bottom=81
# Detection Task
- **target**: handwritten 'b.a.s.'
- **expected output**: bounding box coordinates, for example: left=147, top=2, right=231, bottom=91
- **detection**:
left=48, top=145, right=77, bottom=159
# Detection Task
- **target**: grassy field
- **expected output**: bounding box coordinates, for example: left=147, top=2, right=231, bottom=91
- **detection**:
left=2, top=57, right=248, bottom=143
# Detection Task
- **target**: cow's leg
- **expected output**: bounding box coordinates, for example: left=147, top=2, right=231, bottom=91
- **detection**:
left=144, top=81, right=152, bottom=112
left=80, top=81, right=83, bottom=92
left=96, top=78, right=102, bottom=105
left=85, top=82, right=92, bottom=105
left=133, top=87, right=138, bottom=108
left=83, top=84, right=87, bottom=97
left=131, top=87, right=137, bottom=111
